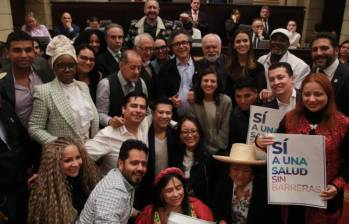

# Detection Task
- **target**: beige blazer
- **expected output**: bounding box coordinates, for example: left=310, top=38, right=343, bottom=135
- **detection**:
left=28, top=78, right=99, bottom=145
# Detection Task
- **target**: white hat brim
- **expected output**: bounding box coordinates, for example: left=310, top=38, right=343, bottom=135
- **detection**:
left=213, top=155, right=266, bottom=165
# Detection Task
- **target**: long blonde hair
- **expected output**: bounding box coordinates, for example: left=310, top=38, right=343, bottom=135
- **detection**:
left=27, top=137, right=100, bottom=224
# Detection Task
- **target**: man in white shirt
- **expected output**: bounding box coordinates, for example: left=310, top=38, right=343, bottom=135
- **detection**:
left=96, top=50, right=148, bottom=127
left=86, top=91, right=151, bottom=174
left=262, top=62, right=299, bottom=114
left=258, top=28, right=310, bottom=89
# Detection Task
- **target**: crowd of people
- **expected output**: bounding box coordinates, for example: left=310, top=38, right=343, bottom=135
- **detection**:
left=1, top=0, right=349, bottom=223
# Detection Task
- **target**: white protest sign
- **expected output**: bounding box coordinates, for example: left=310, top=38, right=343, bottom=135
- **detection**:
left=267, top=134, right=327, bottom=208
left=246, top=105, right=286, bottom=144
left=168, top=212, right=215, bottom=224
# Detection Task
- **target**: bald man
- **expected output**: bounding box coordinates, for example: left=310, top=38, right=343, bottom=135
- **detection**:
left=53, top=12, right=80, bottom=39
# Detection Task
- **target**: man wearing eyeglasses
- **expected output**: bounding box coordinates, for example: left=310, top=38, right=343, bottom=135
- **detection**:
left=151, top=37, right=171, bottom=75
left=158, top=31, right=199, bottom=120
left=134, top=33, right=157, bottom=102
left=125, top=0, right=182, bottom=48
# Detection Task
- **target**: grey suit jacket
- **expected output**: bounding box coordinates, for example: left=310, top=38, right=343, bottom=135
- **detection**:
left=28, top=78, right=99, bottom=145
left=188, top=94, right=232, bottom=154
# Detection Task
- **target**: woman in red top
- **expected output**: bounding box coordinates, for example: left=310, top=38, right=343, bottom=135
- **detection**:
left=135, top=167, right=214, bottom=224
left=256, top=73, right=349, bottom=224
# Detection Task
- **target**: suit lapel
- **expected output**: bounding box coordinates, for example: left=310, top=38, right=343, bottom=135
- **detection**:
left=49, top=79, right=79, bottom=136
left=2, top=71, right=16, bottom=107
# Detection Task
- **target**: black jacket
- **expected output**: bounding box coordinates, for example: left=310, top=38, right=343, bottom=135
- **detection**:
left=213, top=169, right=283, bottom=224
left=0, top=99, right=30, bottom=190
left=332, top=63, right=349, bottom=117
left=96, top=49, right=120, bottom=78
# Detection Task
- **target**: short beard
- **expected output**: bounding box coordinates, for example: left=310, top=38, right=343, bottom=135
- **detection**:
left=205, top=54, right=220, bottom=62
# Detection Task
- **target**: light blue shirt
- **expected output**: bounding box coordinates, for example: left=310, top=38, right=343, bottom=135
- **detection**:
left=176, top=57, right=195, bottom=116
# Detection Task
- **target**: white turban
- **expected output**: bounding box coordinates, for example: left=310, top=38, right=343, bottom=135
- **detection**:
left=46, top=35, right=77, bottom=66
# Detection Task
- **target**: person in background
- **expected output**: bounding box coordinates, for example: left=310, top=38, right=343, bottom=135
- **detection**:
left=28, top=35, right=99, bottom=145
left=185, top=0, right=208, bottom=35
left=96, top=23, right=124, bottom=77
left=251, top=18, right=265, bottom=49
left=85, top=16, right=103, bottom=31
left=227, top=29, right=266, bottom=100
left=151, top=37, right=170, bottom=75
left=339, top=40, right=349, bottom=64
left=287, top=20, right=301, bottom=49
left=75, top=44, right=102, bottom=102
left=259, top=5, right=272, bottom=38
left=212, top=143, right=282, bottom=224
left=229, top=78, right=258, bottom=146
left=225, top=9, right=241, bottom=42
left=74, top=29, right=107, bottom=55
left=179, top=12, right=202, bottom=46
left=22, top=11, right=51, bottom=39
left=27, top=137, right=100, bottom=224
left=33, top=39, right=41, bottom=57
left=77, top=139, right=149, bottom=224
left=135, top=167, right=214, bottom=224
left=189, top=68, right=232, bottom=155
left=53, top=12, right=80, bottom=40
left=256, top=73, right=349, bottom=224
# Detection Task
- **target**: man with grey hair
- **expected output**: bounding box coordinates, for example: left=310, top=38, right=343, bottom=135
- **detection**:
left=96, top=50, right=148, bottom=128
left=96, top=23, right=124, bottom=77
left=197, top=33, right=229, bottom=93
left=134, top=33, right=157, bottom=101
left=125, top=0, right=182, bottom=48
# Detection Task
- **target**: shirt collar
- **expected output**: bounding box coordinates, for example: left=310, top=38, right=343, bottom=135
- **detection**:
left=107, top=47, right=121, bottom=58
left=265, top=51, right=289, bottom=66
left=116, top=169, right=135, bottom=192
left=176, top=56, right=193, bottom=67
left=118, top=71, right=129, bottom=86
left=276, top=88, right=296, bottom=105
left=323, top=58, right=339, bottom=80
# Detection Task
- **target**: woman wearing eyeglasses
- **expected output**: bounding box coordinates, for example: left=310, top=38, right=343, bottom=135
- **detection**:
left=75, top=44, right=102, bottom=102
left=28, top=35, right=99, bottom=145
left=173, top=116, right=214, bottom=206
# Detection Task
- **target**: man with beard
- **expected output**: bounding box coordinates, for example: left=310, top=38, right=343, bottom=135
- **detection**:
left=258, top=28, right=310, bottom=89
left=198, top=33, right=229, bottom=94
left=311, top=32, right=349, bottom=116
left=86, top=91, right=151, bottom=175
left=77, top=139, right=148, bottom=224
left=125, top=0, right=181, bottom=48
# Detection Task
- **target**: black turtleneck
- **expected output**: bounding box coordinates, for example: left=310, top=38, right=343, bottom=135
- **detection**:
left=304, top=108, right=326, bottom=125
left=67, top=175, right=88, bottom=213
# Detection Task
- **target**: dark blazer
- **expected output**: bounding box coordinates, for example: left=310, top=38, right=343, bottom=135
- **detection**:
left=213, top=170, right=282, bottom=224
left=229, top=106, right=250, bottom=147
left=261, top=89, right=301, bottom=109
left=332, top=63, right=349, bottom=117
left=185, top=10, right=209, bottom=34
left=140, top=64, right=157, bottom=102
left=134, top=125, right=179, bottom=210
left=53, top=24, right=80, bottom=39
left=157, top=57, right=200, bottom=99
left=0, top=98, right=29, bottom=191
left=96, top=49, right=119, bottom=78
left=197, top=54, right=229, bottom=94
left=0, top=57, right=54, bottom=109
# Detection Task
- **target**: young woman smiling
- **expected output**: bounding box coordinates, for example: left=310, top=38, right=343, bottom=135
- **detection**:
left=189, top=68, right=232, bottom=155
left=226, top=29, right=266, bottom=100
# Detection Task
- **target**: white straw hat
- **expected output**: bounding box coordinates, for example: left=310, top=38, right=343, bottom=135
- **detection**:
left=213, top=143, right=266, bottom=165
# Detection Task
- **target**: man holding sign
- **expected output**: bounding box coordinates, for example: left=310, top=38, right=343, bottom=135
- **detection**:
left=256, top=73, right=349, bottom=224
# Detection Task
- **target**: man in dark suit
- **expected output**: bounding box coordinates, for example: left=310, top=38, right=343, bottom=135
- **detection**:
left=53, top=12, right=80, bottom=40
left=0, top=31, right=53, bottom=128
left=134, top=98, right=179, bottom=210
left=134, top=33, right=157, bottom=102
left=158, top=31, right=199, bottom=119
left=186, top=0, right=209, bottom=35
left=261, top=62, right=299, bottom=112
left=95, top=23, right=124, bottom=78
left=259, top=5, right=272, bottom=38
left=0, top=94, right=31, bottom=224
left=311, top=33, right=349, bottom=116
